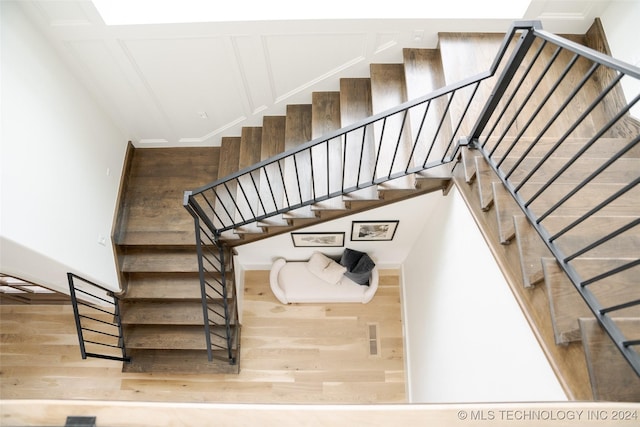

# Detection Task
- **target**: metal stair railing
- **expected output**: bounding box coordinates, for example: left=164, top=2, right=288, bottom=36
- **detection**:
left=184, top=208, right=239, bottom=364
left=468, top=26, right=640, bottom=376
left=182, top=20, right=540, bottom=368
left=67, top=273, right=130, bottom=362
left=184, top=20, right=640, bottom=375
left=184, top=21, right=542, bottom=235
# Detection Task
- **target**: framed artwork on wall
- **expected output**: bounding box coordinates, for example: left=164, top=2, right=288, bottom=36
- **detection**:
left=291, top=232, right=345, bottom=247
left=351, top=220, right=399, bottom=241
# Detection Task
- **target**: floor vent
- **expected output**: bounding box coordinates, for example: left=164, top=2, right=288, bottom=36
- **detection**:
left=368, top=323, right=380, bottom=357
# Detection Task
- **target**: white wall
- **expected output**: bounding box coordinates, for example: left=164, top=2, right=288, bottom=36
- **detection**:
left=1, top=2, right=128, bottom=292
left=600, top=0, right=640, bottom=119
left=402, top=187, right=566, bottom=403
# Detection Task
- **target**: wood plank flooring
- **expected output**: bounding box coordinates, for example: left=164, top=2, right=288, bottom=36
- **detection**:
left=0, top=270, right=405, bottom=403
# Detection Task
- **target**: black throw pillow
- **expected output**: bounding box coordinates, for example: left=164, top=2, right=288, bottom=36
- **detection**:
left=340, top=248, right=365, bottom=271
left=341, top=249, right=375, bottom=286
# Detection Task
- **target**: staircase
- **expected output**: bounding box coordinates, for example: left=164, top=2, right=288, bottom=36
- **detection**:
left=98, top=20, right=640, bottom=400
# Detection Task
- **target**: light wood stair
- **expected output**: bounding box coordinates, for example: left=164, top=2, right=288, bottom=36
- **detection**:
left=446, top=28, right=640, bottom=401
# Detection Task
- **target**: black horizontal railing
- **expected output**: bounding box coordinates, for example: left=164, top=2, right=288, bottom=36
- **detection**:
left=468, top=26, right=640, bottom=376
left=67, top=273, right=129, bottom=362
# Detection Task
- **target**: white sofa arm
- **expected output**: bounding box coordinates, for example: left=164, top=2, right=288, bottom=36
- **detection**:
left=269, top=258, right=289, bottom=304
left=362, top=267, right=379, bottom=304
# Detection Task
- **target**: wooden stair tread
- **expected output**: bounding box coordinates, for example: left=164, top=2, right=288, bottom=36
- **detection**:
left=214, top=137, right=242, bottom=229
left=339, top=78, right=378, bottom=201
left=282, top=104, right=316, bottom=219
left=121, top=300, right=206, bottom=325
left=439, top=32, right=506, bottom=136
left=499, top=157, right=640, bottom=184
left=491, top=136, right=635, bottom=158
left=543, top=258, right=640, bottom=344
left=403, top=48, right=452, bottom=168
left=234, top=127, right=264, bottom=234
left=124, top=324, right=234, bottom=350
left=514, top=215, right=639, bottom=288
left=122, top=349, right=239, bottom=374
left=495, top=181, right=640, bottom=244
left=124, top=272, right=204, bottom=299
left=579, top=318, right=640, bottom=401
left=310, top=91, right=347, bottom=211
left=255, top=116, right=290, bottom=226
left=121, top=300, right=234, bottom=325
left=369, top=63, right=415, bottom=190
left=121, top=247, right=203, bottom=273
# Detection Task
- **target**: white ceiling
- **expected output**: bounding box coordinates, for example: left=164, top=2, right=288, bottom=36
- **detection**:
left=16, top=0, right=613, bottom=148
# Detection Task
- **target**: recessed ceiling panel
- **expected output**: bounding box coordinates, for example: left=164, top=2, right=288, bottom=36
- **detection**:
left=233, top=35, right=273, bottom=114
left=66, top=40, right=164, bottom=141
left=34, top=0, right=92, bottom=26
left=265, top=33, right=368, bottom=102
left=122, top=37, right=247, bottom=143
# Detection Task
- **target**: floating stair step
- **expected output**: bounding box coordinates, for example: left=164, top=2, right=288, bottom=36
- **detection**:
left=475, top=156, right=494, bottom=211
left=544, top=257, right=640, bottom=344
left=515, top=215, right=639, bottom=287
left=459, top=146, right=478, bottom=183
left=122, top=348, right=239, bottom=374
left=282, top=104, right=316, bottom=219
left=369, top=63, right=415, bottom=190
left=542, top=215, right=640, bottom=258
left=214, top=137, right=242, bottom=229
left=310, top=91, right=347, bottom=211
left=121, top=247, right=203, bottom=273
left=124, top=272, right=203, bottom=299
left=403, top=48, right=452, bottom=169
left=125, top=325, right=207, bottom=350
left=120, top=300, right=233, bottom=325
left=234, top=127, right=265, bottom=234
left=494, top=181, right=640, bottom=245
left=493, top=182, right=516, bottom=243
left=122, top=300, right=204, bottom=324
left=499, top=157, right=640, bottom=184
left=124, top=324, right=234, bottom=350
left=439, top=32, right=506, bottom=137
left=489, top=137, right=635, bottom=159
left=514, top=215, right=550, bottom=287
left=519, top=182, right=640, bottom=217
left=579, top=317, right=640, bottom=401
left=255, top=116, right=290, bottom=226
left=339, top=78, right=379, bottom=201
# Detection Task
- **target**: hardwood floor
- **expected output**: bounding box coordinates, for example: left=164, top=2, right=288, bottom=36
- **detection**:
left=0, top=270, right=405, bottom=403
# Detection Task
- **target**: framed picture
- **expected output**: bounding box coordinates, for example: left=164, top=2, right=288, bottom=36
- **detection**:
left=351, top=220, right=399, bottom=241
left=291, top=232, right=345, bottom=247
